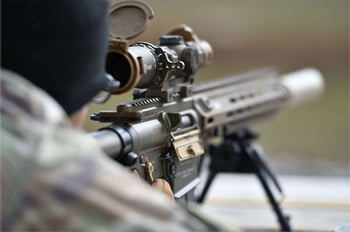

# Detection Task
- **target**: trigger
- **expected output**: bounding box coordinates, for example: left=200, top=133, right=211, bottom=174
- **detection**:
left=145, top=160, right=155, bottom=184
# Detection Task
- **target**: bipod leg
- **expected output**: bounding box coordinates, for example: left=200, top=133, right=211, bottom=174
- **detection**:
left=232, top=129, right=292, bottom=232
left=246, top=147, right=291, bottom=231
left=196, top=128, right=292, bottom=231
left=196, top=171, right=217, bottom=203
left=196, top=135, right=242, bottom=203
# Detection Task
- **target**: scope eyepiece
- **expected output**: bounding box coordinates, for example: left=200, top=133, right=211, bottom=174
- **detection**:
left=104, top=42, right=154, bottom=94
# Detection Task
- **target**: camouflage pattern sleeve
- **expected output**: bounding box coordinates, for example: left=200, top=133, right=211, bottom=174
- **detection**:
left=0, top=70, right=239, bottom=231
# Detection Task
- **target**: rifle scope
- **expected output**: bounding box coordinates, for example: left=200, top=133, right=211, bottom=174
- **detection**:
left=106, top=25, right=213, bottom=94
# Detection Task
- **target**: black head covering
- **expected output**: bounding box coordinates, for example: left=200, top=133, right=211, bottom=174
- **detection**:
left=1, top=0, right=110, bottom=115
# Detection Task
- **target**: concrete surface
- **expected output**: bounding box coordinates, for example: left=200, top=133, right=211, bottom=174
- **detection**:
left=200, top=174, right=350, bottom=231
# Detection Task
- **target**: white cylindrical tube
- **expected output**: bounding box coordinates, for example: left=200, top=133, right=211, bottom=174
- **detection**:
left=280, top=68, right=324, bottom=107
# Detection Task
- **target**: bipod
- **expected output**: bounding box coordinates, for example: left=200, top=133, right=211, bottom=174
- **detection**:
left=196, top=128, right=292, bottom=232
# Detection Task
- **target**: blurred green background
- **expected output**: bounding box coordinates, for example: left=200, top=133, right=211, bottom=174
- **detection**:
left=86, top=0, right=349, bottom=177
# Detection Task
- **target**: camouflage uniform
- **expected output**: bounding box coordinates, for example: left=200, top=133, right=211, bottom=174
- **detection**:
left=0, top=69, right=239, bottom=231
